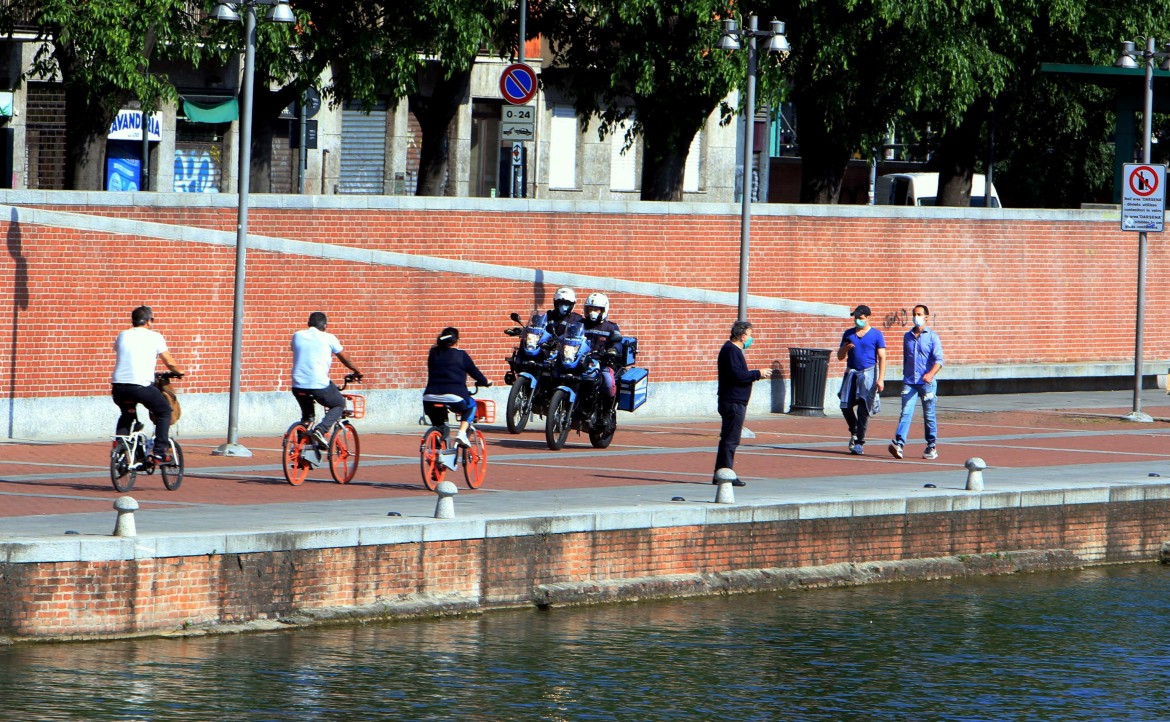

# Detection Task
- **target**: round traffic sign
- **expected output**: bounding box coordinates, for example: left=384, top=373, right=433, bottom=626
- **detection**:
left=500, top=63, right=538, bottom=105
left=1129, top=165, right=1159, bottom=197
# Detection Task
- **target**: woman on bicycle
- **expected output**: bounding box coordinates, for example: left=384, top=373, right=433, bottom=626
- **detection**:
left=423, top=327, right=491, bottom=447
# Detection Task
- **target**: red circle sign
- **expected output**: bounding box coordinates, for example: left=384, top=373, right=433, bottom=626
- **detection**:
left=500, top=63, right=538, bottom=105
left=1129, top=165, right=1159, bottom=197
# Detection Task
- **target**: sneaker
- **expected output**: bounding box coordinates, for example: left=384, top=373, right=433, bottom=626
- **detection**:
left=848, top=434, right=858, bottom=451
left=310, top=429, right=328, bottom=448
left=850, top=443, right=865, bottom=455
left=923, top=446, right=938, bottom=460
left=150, top=449, right=173, bottom=465
left=888, top=442, right=904, bottom=459
left=711, top=476, right=747, bottom=487
left=454, top=431, right=471, bottom=447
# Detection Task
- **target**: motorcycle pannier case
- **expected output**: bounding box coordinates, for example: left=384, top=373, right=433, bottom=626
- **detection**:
left=618, top=367, right=649, bottom=412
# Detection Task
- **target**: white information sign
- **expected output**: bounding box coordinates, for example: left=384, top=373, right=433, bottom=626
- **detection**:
left=501, top=105, right=535, bottom=142
left=1121, top=163, right=1166, bottom=233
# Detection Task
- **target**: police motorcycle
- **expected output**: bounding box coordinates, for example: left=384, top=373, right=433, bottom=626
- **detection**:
left=543, top=322, right=641, bottom=450
left=502, top=311, right=557, bottom=433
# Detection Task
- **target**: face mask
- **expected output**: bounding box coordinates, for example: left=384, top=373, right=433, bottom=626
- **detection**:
left=587, top=310, right=600, bottom=322
left=556, top=303, right=571, bottom=315
left=913, top=315, right=926, bottom=327
left=855, top=318, right=867, bottom=329
left=742, top=337, right=753, bottom=350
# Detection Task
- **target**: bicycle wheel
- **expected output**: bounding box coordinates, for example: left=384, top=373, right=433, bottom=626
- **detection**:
left=545, top=388, right=574, bottom=450
left=161, top=440, right=185, bottom=491
left=110, top=439, right=136, bottom=492
left=329, top=422, right=360, bottom=484
left=282, top=423, right=311, bottom=486
left=462, top=429, right=488, bottom=489
left=419, top=428, right=447, bottom=491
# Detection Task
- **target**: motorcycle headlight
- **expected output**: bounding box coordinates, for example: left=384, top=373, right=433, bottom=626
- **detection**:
left=562, top=344, right=580, bottom=362
left=524, top=332, right=541, bottom=351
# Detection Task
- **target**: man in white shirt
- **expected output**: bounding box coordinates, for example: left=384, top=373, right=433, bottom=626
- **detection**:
left=291, top=312, right=363, bottom=446
left=111, top=306, right=185, bottom=462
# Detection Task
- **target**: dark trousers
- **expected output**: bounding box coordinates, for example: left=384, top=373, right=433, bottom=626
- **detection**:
left=842, top=400, right=871, bottom=444
left=112, top=383, right=171, bottom=449
left=292, top=383, right=346, bottom=434
left=715, top=400, right=747, bottom=472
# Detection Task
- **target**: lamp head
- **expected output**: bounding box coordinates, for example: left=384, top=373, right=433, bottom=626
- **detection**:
left=1114, top=40, right=1139, bottom=69
left=719, top=19, right=741, bottom=51
left=212, top=2, right=240, bottom=22
left=767, top=20, right=791, bottom=56
left=268, top=0, right=295, bottom=23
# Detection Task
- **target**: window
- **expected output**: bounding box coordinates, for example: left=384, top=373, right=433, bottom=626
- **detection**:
left=609, top=120, right=637, bottom=192
left=683, top=130, right=703, bottom=193
left=548, top=105, right=577, bottom=189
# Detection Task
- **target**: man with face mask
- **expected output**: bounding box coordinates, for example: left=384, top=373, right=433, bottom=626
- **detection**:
left=889, top=304, right=944, bottom=460
left=581, top=292, right=622, bottom=399
left=545, top=287, right=583, bottom=337
left=714, top=320, right=773, bottom=486
left=837, top=305, right=886, bottom=455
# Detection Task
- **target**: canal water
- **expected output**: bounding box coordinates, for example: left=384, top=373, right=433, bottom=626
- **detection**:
left=3, top=564, right=1169, bottom=721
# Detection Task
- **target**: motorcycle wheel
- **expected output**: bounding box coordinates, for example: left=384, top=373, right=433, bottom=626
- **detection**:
left=589, top=408, right=617, bottom=449
left=545, top=389, right=573, bottom=450
left=505, top=381, right=533, bottom=434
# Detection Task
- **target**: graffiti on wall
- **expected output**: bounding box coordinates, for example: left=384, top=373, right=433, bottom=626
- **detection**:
left=173, top=148, right=220, bottom=193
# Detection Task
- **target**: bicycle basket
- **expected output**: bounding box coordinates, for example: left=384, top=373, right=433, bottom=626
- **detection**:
left=343, top=394, right=366, bottom=419
left=475, top=399, right=496, bottom=424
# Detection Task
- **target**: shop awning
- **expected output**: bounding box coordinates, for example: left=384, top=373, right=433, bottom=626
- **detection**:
left=182, top=96, right=239, bottom=123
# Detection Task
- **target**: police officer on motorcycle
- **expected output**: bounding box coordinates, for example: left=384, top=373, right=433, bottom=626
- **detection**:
left=545, top=287, right=583, bottom=337
left=581, top=292, right=622, bottom=400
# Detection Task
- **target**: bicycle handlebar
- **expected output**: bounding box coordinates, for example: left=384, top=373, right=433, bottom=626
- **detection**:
left=155, top=371, right=183, bottom=381
left=340, top=372, right=363, bottom=390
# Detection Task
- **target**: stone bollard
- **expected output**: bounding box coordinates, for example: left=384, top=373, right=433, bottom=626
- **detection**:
left=434, top=480, right=458, bottom=519
left=714, top=467, right=737, bottom=504
left=1160, top=541, right=1170, bottom=565
left=965, top=458, right=987, bottom=491
left=113, top=496, right=139, bottom=537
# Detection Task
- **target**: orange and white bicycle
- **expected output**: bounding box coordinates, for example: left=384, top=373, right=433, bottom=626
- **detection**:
left=419, top=386, right=492, bottom=491
left=282, top=373, right=364, bottom=485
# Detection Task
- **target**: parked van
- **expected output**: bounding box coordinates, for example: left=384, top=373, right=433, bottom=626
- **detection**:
left=874, top=172, right=1002, bottom=208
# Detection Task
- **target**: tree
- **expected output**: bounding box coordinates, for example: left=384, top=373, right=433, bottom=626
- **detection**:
left=294, top=0, right=511, bottom=196
left=0, top=0, right=203, bottom=190
left=539, top=1, right=749, bottom=202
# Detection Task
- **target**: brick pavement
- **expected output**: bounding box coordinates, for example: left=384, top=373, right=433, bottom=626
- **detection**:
left=3, top=390, right=1169, bottom=523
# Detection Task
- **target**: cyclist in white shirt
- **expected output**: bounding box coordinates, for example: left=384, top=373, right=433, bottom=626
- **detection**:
left=111, top=306, right=185, bottom=462
left=291, top=312, right=363, bottom=447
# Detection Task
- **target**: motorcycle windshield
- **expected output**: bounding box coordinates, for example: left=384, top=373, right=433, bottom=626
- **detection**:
left=527, top=312, right=548, bottom=329
left=560, top=323, right=586, bottom=364
left=524, top=313, right=550, bottom=352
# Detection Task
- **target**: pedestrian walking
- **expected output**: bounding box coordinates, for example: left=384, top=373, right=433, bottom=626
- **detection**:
left=888, top=304, right=944, bottom=460
left=714, top=320, right=773, bottom=486
left=837, top=305, right=886, bottom=455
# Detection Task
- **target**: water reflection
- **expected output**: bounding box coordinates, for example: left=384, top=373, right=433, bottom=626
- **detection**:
left=2, top=565, right=1169, bottom=720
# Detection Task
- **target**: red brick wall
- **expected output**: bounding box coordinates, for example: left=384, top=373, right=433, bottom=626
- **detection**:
left=0, top=500, right=1164, bottom=638
left=0, top=201, right=1164, bottom=399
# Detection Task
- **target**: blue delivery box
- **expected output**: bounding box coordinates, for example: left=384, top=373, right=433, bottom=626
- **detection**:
left=618, top=367, right=649, bottom=412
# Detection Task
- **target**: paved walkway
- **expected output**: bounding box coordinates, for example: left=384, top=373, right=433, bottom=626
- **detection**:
left=3, top=390, right=1170, bottom=541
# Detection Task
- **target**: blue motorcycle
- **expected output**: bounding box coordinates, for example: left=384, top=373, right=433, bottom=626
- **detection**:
left=502, top=311, right=556, bottom=433
left=544, top=322, right=631, bottom=450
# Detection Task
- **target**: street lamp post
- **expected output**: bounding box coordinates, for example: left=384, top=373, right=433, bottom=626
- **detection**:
left=720, top=15, right=790, bottom=322
left=211, top=0, right=296, bottom=456
left=1114, top=38, right=1169, bottom=423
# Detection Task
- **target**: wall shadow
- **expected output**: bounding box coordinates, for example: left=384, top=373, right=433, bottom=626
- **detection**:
left=7, top=208, right=28, bottom=439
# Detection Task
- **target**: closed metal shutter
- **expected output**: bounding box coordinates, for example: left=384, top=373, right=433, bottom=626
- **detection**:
left=339, top=103, right=387, bottom=194
left=173, top=120, right=225, bottom=193
left=25, top=83, right=66, bottom=190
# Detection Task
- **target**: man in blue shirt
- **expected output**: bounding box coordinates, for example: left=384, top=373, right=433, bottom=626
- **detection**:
left=889, top=304, right=944, bottom=460
left=837, top=305, right=886, bottom=455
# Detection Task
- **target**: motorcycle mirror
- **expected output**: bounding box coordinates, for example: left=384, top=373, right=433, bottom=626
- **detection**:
left=510, top=312, right=522, bottom=323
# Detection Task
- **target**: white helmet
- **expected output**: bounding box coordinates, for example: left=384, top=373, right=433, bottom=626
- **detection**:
left=553, top=287, right=576, bottom=304
left=584, top=292, right=609, bottom=322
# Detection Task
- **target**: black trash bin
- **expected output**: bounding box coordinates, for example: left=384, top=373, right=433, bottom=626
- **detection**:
left=788, top=348, right=831, bottom=417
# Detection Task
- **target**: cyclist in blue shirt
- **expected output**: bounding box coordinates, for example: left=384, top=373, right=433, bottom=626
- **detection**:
left=888, top=304, right=944, bottom=460
left=837, top=305, right=886, bottom=455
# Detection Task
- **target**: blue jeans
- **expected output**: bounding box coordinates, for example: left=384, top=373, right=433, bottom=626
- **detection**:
left=894, top=381, right=938, bottom=446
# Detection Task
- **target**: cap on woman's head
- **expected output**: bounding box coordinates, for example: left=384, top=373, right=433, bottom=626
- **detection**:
left=437, top=327, right=459, bottom=345
left=852, top=305, right=872, bottom=318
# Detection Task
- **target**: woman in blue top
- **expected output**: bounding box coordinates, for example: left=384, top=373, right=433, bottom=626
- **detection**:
left=836, top=305, right=886, bottom=455
left=423, top=327, right=492, bottom=447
